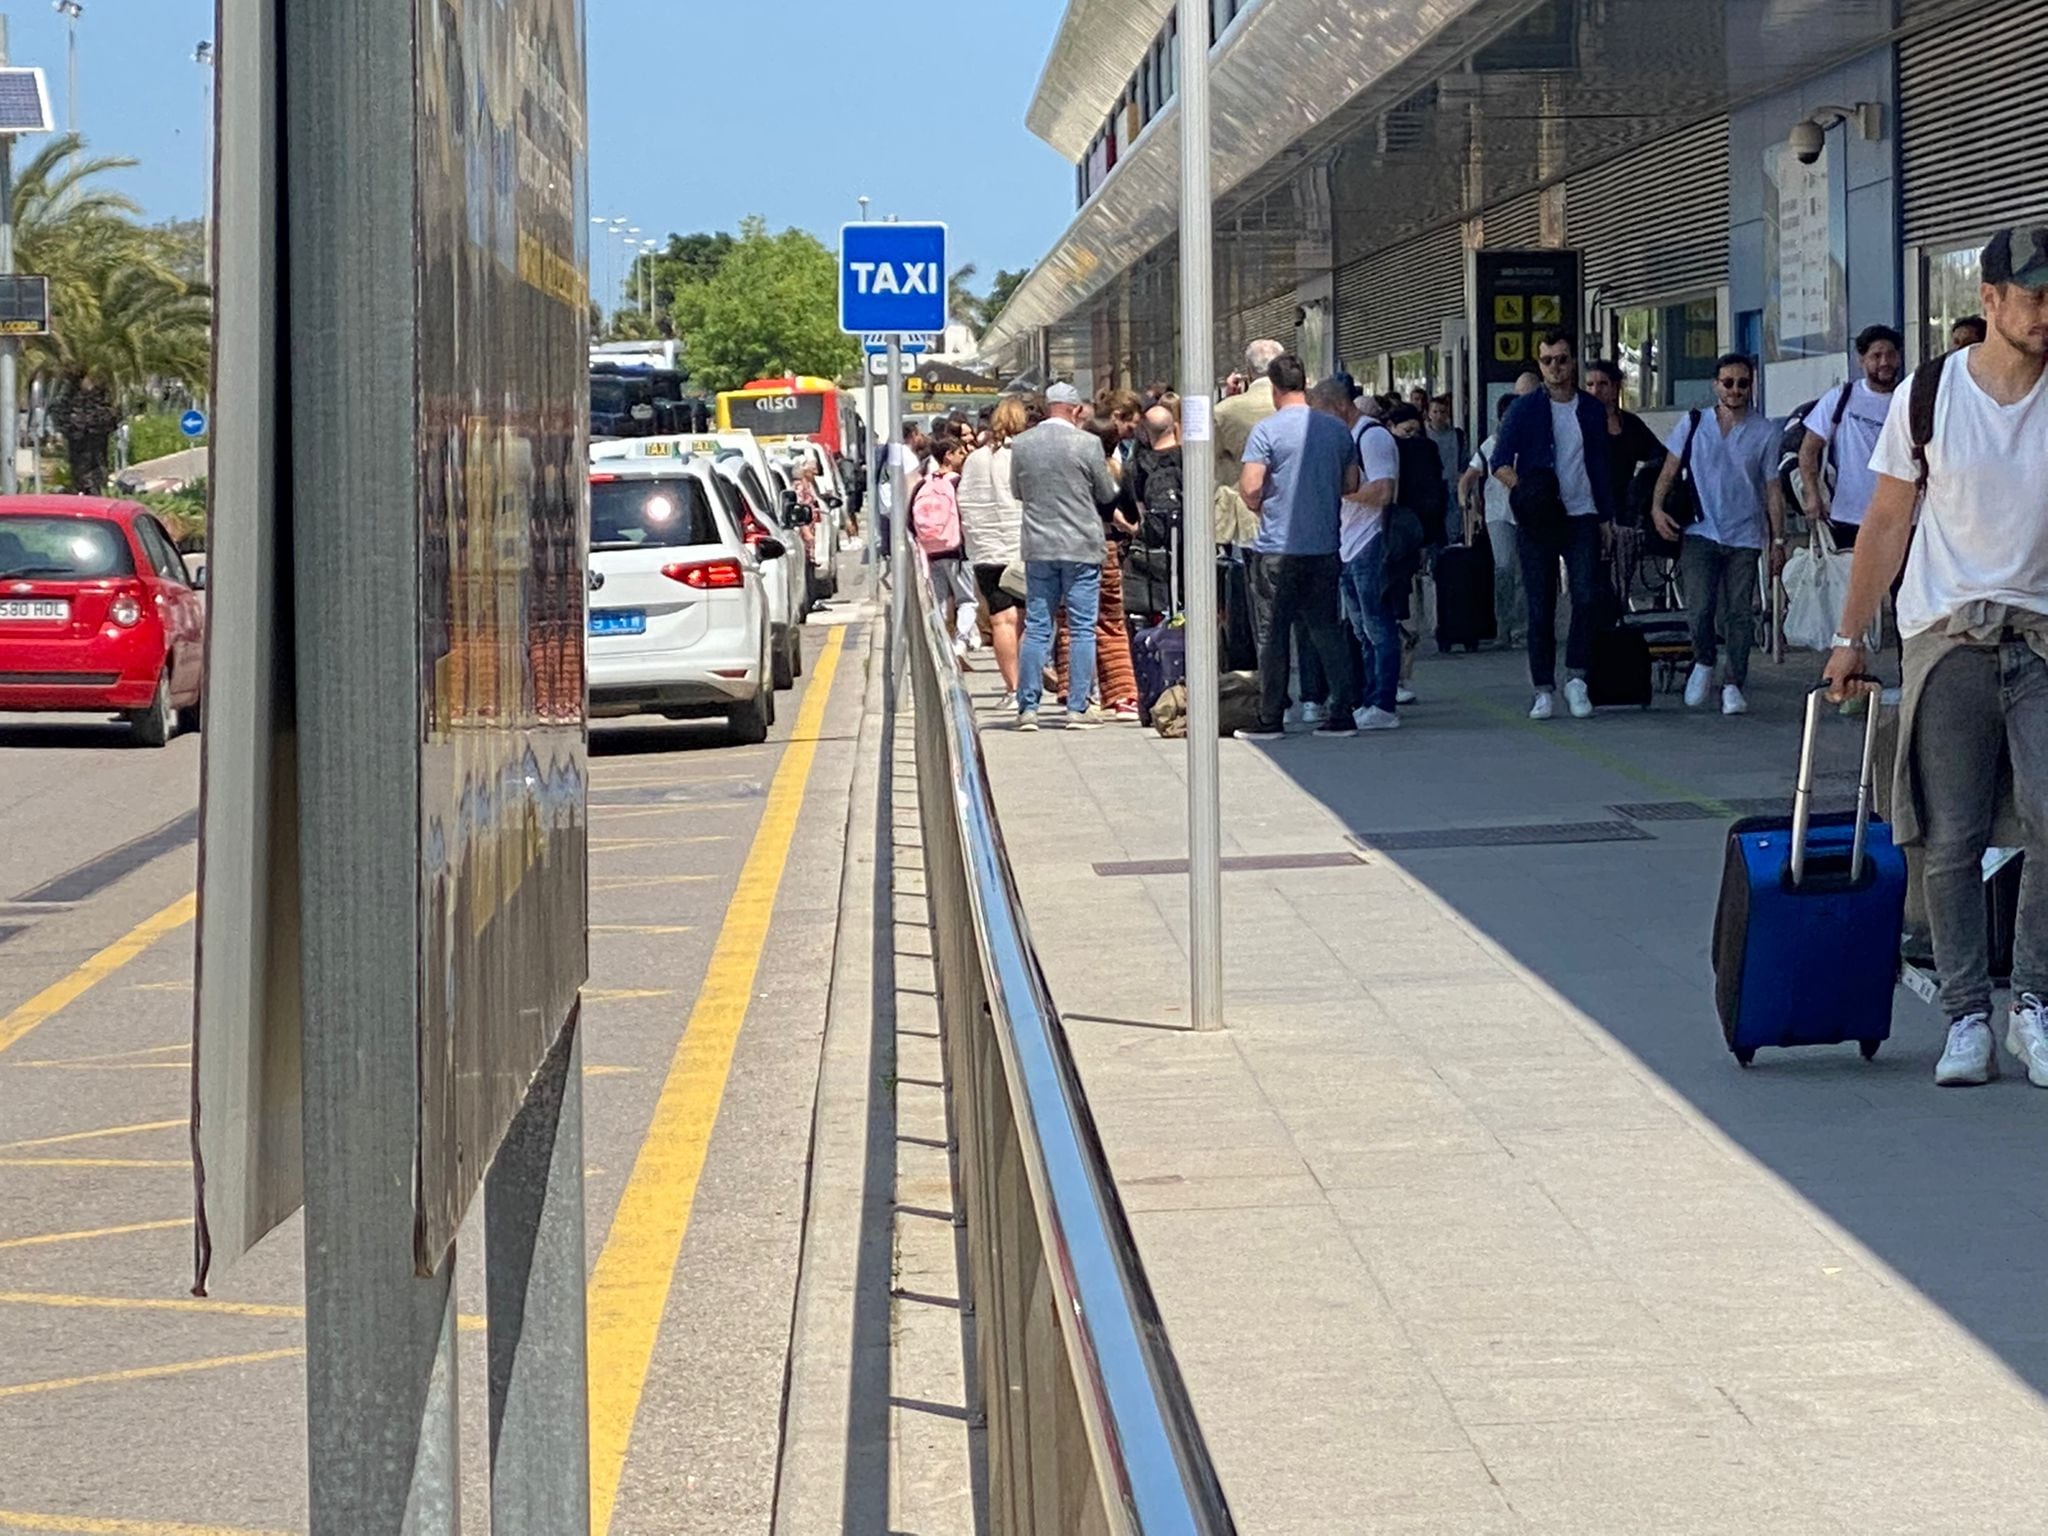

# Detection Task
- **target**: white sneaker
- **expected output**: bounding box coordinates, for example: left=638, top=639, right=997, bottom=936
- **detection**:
left=2007, top=993, right=2048, bottom=1087
left=1300, top=702, right=1328, bottom=726
left=1564, top=678, right=1594, bottom=719
left=1936, top=1014, right=1999, bottom=1086
left=993, top=690, right=1017, bottom=714
left=1395, top=684, right=1418, bottom=705
left=1355, top=705, right=1401, bottom=731
left=1529, top=689, right=1555, bottom=721
left=1722, top=685, right=1748, bottom=716
left=1684, top=663, right=1714, bottom=709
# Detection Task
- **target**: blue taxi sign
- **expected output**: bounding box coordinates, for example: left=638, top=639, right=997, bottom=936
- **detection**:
left=840, top=222, right=947, bottom=336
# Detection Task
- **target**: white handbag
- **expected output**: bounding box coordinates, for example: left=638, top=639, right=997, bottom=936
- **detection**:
left=1782, top=520, right=1855, bottom=654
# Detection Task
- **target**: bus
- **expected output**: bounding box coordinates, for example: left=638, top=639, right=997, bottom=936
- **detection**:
left=716, top=375, right=861, bottom=463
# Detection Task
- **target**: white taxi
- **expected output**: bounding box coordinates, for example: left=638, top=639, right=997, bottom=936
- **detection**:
left=592, top=432, right=808, bottom=689
left=586, top=458, right=780, bottom=744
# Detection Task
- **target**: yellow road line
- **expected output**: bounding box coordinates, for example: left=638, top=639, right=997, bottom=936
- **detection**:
left=0, top=1218, right=190, bottom=1252
left=0, top=1118, right=184, bottom=1152
left=590, top=802, right=749, bottom=818
left=0, top=1347, right=304, bottom=1400
left=0, top=894, right=197, bottom=1057
left=32, top=1045, right=188, bottom=1066
left=581, top=1065, right=638, bottom=1080
left=590, top=835, right=732, bottom=850
left=586, top=624, right=846, bottom=1534
left=0, top=1511, right=293, bottom=1536
left=0, top=1290, right=486, bottom=1331
left=15, top=1061, right=187, bottom=1072
left=1455, top=690, right=1735, bottom=815
left=583, top=989, right=674, bottom=1003
left=0, top=1158, right=184, bottom=1170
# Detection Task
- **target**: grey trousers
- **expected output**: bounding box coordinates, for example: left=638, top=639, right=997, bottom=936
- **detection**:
left=1486, top=520, right=1526, bottom=644
left=1680, top=534, right=1760, bottom=687
left=1914, top=641, right=2048, bottom=1019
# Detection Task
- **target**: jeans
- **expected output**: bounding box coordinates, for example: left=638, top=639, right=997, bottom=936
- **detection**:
left=1249, top=553, right=1355, bottom=731
left=1913, top=641, right=2048, bottom=1020
left=1018, top=559, right=1101, bottom=716
left=1679, top=534, right=1761, bottom=688
left=1518, top=515, right=1602, bottom=689
left=1486, top=520, right=1526, bottom=643
left=1340, top=537, right=1401, bottom=714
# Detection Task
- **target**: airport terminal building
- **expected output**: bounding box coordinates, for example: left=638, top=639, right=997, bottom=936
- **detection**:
left=982, top=0, right=2039, bottom=433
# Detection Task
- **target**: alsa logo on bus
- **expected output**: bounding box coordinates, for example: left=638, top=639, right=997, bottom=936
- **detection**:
left=845, top=261, right=940, bottom=297
left=753, top=395, right=801, bottom=413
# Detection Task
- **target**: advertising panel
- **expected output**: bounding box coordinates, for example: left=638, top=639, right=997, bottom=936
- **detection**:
left=414, top=0, right=590, bottom=1264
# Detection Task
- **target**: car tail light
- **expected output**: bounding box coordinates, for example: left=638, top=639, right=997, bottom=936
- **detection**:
left=110, top=589, right=143, bottom=627
left=588, top=473, right=618, bottom=484
left=661, top=558, right=744, bottom=590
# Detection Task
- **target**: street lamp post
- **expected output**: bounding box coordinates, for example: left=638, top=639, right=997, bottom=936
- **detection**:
left=53, top=2, right=81, bottom=136
left=195, top=40, right=214, bottom=292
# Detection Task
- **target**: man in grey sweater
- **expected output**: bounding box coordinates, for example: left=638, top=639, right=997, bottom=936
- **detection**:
left=1006, top=382, right=1119, bottom=730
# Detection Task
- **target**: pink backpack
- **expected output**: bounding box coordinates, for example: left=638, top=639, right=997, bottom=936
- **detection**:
left=910, top=472, right=962, bottom=556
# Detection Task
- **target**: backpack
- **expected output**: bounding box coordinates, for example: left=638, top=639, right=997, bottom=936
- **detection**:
left=1394, top=434, right=1449, bottom=546
left=910, top=472, right=962, bottom=556
left=1907, top=356, right=1945, bottom=494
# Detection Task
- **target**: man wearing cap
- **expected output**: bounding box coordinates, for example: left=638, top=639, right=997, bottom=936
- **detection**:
left=1825, top=226, right=2048, bottom=1088
left=1008, top=382, right=1120, bottom=731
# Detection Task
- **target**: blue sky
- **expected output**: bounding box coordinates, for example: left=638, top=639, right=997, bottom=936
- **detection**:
left=18, top=0, right=1077, bottom=304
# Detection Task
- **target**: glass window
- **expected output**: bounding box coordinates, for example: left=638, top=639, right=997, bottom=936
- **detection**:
left=1608, top=297, right=1719, bottom=410
left=589, top=477, right=720, bottom=550
left=1389, top=347, right=1437, bottom=399
left=0, top=514, right=137, bottom=578
left=1922, top=243, right=1982, bottom=360
left=135, top=516, right=188, bottom=582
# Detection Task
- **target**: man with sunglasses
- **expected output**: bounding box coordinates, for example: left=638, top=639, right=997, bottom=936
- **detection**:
left=1489, top=330, right=1621, bottom=720
left=1650, top=354, right=1785, bottom=716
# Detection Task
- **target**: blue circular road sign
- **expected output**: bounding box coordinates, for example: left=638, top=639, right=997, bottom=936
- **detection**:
left=179, top=409, right=207, bottom=438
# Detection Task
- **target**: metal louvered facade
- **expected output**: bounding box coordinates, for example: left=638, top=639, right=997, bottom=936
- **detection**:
left=1568, top=118, right=1729, bottom=307
left=1480, top=191, right=1545, bottom=253
left=1333, top=222, right=1464, bottom=365
left=1900, top=11, right=2048, bottom=246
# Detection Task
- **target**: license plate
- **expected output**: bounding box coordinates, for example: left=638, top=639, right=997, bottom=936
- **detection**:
left=0, top=598, right=68, bottom=622
left=589, top=609, right=645, bottom=637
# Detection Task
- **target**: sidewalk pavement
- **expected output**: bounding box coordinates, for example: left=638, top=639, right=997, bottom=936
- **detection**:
left=978, top=636, right=2048, bottom=1535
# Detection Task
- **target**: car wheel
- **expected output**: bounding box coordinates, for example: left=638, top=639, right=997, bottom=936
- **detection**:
left=175, top=692, right=202, bottom=737
left=771, top=630, right=795, bottom=690
left=726, top=685, right=770, bottom=745
left=788, top=629, right=803, bottom=680
left=765, top=681, right=777, bottom=726
left=129, top=672, right=174, bottom=749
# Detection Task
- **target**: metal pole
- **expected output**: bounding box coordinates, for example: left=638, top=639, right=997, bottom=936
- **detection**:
left=1179, top=6, right=1223, bottom=1031
left=0, top=18, right=17, bottom=498
left=888, top=336, right=907, bottom=690
left=484, top=1014, right=592, bottom=1531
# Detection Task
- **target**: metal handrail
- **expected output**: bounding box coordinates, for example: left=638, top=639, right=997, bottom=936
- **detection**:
left=902, top=558, right=1235, bottom=1535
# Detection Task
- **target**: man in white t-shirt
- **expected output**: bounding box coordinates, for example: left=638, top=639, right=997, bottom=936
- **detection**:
left=1799, top=324, right=1904, bottom=544
left=1313, top=378, right=1404, bottom=729
left=1825, top=225, right=2048, bottom=1089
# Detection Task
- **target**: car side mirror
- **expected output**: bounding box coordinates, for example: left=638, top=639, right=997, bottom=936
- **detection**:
left=757, top=537, right=787, bottom=563
left=185, top=558, right=208, bottom=591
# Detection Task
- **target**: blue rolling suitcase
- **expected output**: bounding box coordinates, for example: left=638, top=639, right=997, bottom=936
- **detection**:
left=1132, top=620, right=1187, bottom=726
left=1712, top=688, right=1907, bottom=1067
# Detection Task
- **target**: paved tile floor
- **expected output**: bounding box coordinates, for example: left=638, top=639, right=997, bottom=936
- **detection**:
left=979, top=634, right=2048, bottom=1535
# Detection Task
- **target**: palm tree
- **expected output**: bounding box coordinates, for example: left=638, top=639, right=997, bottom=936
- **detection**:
left=947, top=262, right=983, bottom=334
left=8, top=135, right=211, bottom=493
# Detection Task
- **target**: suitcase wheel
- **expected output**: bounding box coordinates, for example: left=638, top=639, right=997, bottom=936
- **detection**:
left=1734, top=1048, right=1756, bottom=1068
left=1859, top=1039, right=1881, bottom=1061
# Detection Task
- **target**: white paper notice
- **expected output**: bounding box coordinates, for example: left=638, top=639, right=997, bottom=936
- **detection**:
left=1182, top=393, right=1214, bottom=444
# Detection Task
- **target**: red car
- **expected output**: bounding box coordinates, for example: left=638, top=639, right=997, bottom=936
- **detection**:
left=0, top=495, right=206, bottom=746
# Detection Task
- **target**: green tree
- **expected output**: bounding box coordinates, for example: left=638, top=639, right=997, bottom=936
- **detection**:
left=668, top=217, right=857, bottom=392
left=630, top=231, right=736, bottom=334
left=11, top=136, right=212, bottom=494
left=947, top=263, right=981, bottom=331
left=983, top=267, right=1032, bottom=327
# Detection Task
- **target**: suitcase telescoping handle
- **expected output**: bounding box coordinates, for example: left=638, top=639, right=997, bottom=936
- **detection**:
left=1790, top=680, right=1885, bottom=888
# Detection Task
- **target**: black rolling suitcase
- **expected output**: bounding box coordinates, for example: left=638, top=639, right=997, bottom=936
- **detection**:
left=1434, top=536, right=1496, bottom=652
left=1587, top=624, right=1653, bottom=708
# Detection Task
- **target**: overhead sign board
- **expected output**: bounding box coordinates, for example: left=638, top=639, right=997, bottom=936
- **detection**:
left=839, top=221, right=947, bottom=336
left=0, top=273, right=49, bottom=336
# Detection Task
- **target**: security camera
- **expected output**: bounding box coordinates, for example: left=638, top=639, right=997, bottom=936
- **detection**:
left=1788, top=119, right=1827, bottom=165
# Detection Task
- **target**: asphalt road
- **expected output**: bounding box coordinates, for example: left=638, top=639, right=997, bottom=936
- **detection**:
left=0, top=572, right=874, bottom=1535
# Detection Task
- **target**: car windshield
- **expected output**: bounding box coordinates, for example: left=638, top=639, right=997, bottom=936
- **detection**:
left=589, top=478, right=721, bottom=550
left=0, top=515, right=136, bottom=579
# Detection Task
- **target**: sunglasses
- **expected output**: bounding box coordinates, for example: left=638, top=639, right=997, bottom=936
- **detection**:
left=1538, top=355, right=1573, bottom=367
left=1716, top=377, right=1753, bottom=390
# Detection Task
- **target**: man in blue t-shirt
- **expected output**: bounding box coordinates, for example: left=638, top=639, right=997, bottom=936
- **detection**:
left=1238, top=353, right=1361, bottom=739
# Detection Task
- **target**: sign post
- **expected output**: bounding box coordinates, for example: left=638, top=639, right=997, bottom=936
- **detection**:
left=1179, top=11, right=1223, bottom=1032
left=840, top=221, right=948, bottom=696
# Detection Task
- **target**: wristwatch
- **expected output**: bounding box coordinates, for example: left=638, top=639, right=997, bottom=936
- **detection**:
left=1828, top=632, right=1863, bottom=650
